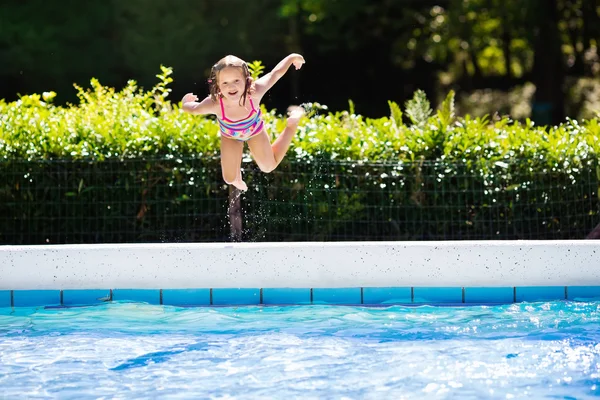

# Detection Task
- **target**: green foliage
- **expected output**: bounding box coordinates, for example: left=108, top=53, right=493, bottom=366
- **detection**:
left=0, top=69, right=598, bottom=243
left=248, top=61, right=266, bottom=80
left=0, top=158, right=228, bottom=244
left=0, top=68, right=219, bottom=161
left=1, top=68, right=599, bottom=172
left=387, top=100, right=403, bottom=131
left=2, top=0, right=599, bottom=119
left=0, top=0, right=286, bottom=105
left=0, top=0, right=118, bottom=102
left=437, top=90, right=456, bottom=127
left=404, top=90, right=432, bottom=128
left=408, top=0, right=599, bottom=81
left=3, top=156, right=597, bottom=243
left=348, top=100, right=355, bottom=115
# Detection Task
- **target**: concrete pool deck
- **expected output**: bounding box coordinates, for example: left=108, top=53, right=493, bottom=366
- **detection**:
left=1, top=241, right=599, bottom=306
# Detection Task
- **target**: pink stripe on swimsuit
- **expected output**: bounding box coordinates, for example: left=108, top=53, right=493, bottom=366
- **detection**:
left=217, top=97, right=264, bottom=142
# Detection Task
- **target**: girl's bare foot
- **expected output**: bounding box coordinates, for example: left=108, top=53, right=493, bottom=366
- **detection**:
left=286, top=106, right=305, bottom=128
left=232, top=179, right=248, bottom=192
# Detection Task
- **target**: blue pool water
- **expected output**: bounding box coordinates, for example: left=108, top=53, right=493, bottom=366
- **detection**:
left=1, top=302, right=599, bottom=399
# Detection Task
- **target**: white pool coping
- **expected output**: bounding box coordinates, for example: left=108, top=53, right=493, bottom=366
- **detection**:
left=1, top=241, right=599, bottom=290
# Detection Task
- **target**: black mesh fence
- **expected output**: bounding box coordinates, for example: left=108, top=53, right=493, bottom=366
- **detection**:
left=0, top=158, right=228, bottom=244
left=242, top=159, right=600, bottom=241
left=1, top=157, right=598, bottom=244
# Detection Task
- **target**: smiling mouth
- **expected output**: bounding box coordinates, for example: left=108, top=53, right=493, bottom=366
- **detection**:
left=228, top=91, right=239, bottom=96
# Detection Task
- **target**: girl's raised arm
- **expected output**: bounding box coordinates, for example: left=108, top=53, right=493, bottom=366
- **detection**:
left=181, top=94, right=216, bottom=116
left=254, top=54, right=305, bottom=97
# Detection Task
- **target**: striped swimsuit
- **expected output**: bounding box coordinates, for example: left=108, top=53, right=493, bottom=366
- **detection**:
left=217, top=97, right=264, bottom=141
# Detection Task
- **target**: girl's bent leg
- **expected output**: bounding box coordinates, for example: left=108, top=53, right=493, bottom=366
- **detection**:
left=247, top=106, right=304, bottom=173
left=272, top=106, right=303, bottom=162
left=220, top=136, right=248, bottom=191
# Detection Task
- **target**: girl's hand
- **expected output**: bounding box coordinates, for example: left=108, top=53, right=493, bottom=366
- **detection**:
left=182, top=93, right=198, bottom=104
left=291, top=54, right=305, bottom=70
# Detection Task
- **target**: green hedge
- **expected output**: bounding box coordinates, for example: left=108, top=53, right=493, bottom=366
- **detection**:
left=0, top=67, right=599, bottom=243
left=2, top=66, right=599, bottom=167
left=1, top=157, right=597, bottom=243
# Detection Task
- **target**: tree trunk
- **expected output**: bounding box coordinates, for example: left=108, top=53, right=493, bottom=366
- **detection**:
left=501, top=7, right=512, bottom=80
left=562, top=0, right=585, bottom=76
left=581, top=0, right=598, bottom=76
left=531, top=0, right=565, bottom=125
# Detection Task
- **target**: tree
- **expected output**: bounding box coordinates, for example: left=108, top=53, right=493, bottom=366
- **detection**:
left=0, top=0, right=119, bottom=103
left=531, top=0, right=564, bottom=124
left=404, top=0, right=599, bottom=123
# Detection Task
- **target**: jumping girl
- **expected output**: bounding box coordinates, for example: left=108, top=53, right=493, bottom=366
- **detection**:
left=181, top=53, right=306, bottom=191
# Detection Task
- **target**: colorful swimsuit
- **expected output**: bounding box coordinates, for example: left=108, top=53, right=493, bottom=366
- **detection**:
left=217, top=97, right=264, bottom=141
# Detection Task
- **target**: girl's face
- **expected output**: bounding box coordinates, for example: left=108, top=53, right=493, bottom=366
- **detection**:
left=217, top=67, right=246, bottom=101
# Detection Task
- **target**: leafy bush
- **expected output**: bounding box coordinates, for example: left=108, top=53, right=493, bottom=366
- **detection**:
left=1, top=66, right=599, bottom=167
left=0, top=67, right=598, bottom=243
left=0, top=65, right=600, bottom=167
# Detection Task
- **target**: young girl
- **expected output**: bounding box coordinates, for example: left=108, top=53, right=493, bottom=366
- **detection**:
left=181, top=53, right=306, bottom=191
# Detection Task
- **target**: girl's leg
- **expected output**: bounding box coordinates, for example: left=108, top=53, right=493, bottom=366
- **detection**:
left=247, top=107, right=304, bottom=172
left=220, top=136, right=248, bottom=191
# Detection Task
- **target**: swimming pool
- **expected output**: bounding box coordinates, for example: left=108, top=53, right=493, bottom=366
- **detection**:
left=1, top=301, right=599, bottom=398
left=1, top=241, right=599, bottom=397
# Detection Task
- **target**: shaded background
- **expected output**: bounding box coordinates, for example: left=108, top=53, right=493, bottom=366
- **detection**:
left=1, top=0, right=599, bottom=124
left=1, top=0, right=600, bottom=244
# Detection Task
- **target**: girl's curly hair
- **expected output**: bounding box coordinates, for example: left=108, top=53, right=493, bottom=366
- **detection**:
left=208, top=55, right=255, bottom=106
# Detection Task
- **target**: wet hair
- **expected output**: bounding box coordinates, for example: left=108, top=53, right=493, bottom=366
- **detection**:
left=208, top=55, right=254, bottom=106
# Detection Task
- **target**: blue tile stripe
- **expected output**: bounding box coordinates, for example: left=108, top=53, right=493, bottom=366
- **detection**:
left=464, top=287, right=514, bottom=304
left=212, top=288, right=260, bottom=305
left=313, top=288, right=361, bottom=304
left=515, top=286, right=566, bottom=303
left=162, top=289, right=211, bottom=306
left=63, top=289, right=111, bottom=306
left=13, top=290, right=61, bottom=307
left=567, top=286, right=600, bottom=301
left=263, top=288, right=311, bottom=305
left=413, top=287, right=463, bottom=304
left=1, top=286, right=599, bottom=307
left=0, top=291, right=11, bottom=307
left=363, top=287, right=412, bottom=304
left=112, top=289, right=161, bottom=304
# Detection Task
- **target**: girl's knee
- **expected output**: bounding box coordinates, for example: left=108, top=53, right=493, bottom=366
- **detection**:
left=259, top=162, right=276, bottom=173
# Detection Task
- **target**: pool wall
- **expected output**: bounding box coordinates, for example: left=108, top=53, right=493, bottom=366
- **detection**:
left=1, top=241, right=599, bottom=307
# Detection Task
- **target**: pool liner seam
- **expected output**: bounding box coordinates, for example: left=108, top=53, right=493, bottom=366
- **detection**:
left=10, top=290, right=14, bottom=308
left=160, top=289, right=163, bottom=305
left=310, top=288, right=313, bottom=304
left=411, top=287, right=414, bottom=303
left=60, top=290, right=64, bottom=306
left=565, top=286, right=568, bottom=300
left=513, top=287, right=516, bottom=303
left=461, top=287, right=465, bottom=303
left=210, top=288, right=213, bottom=305
left=360, top=287, right=364, bottom=304
left=260, top=288, right=263, bottom=304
